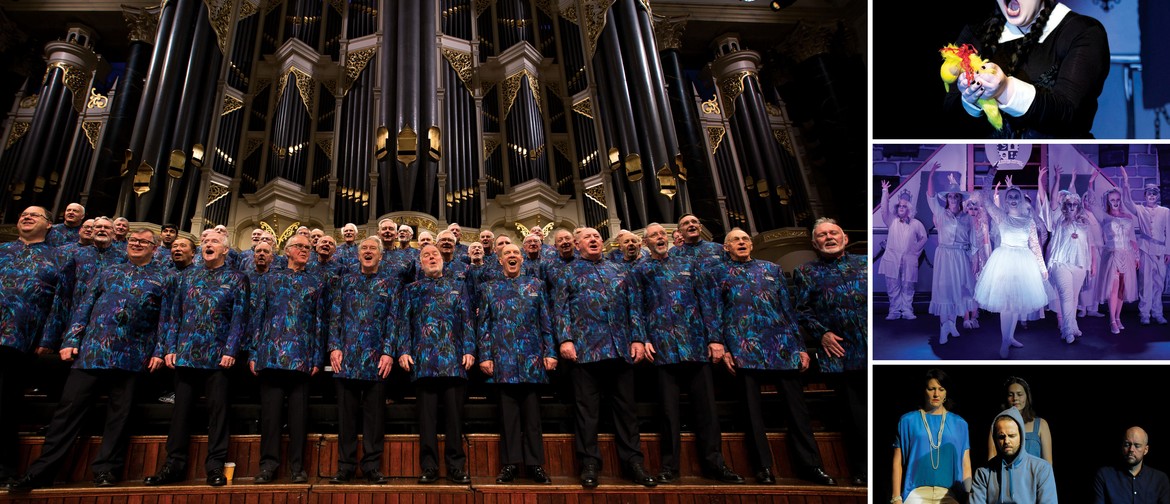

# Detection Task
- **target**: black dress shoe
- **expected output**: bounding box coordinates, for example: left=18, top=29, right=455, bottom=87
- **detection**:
left=580, top=464, right=599, bottom=488
left=798, top=467, right=837, bottom=486
left=144, top=464, right=184, bottom=486
left=254, top=469, right=276, bottom=484
left=206, top=468, right=227, bottom=487
left=418, top=468, right=439, bottom=484
left=851, top=474, right=867, bottom=486
left=755, top=468, right=776, bottom=485
left=329, top=469, right=354, bottom=484
left=364, top=470, right=389, bottom=484
left=703, top=465, right=745, bottom=484
left=6, top=474, right=47, bottom=492
left=496, top=464, right=518, bottom=483
left=626, top=463, right=657, bottom=487
left=290, top=471, right=308, bottom=484
left=93, top=471, right=118, bottom=487
left=447, top=468, right=471, bottom=484
left=656, top=469, right=678, bottom=484
left=528, top=465, right=550, bottom=484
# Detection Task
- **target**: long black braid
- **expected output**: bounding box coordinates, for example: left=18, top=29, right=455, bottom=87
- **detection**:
left=977, top=0, right=1055, bottom=74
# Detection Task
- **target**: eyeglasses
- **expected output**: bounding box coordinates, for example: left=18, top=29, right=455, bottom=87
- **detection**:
left=128, top=238, right=156, bottom=246
left=19, top=211, right=48, bottom=221
left=287, top=243, right=312, bottom=251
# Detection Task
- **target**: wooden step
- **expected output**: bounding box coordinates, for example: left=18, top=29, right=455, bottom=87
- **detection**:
left=12, top=432, right=859, bottom=482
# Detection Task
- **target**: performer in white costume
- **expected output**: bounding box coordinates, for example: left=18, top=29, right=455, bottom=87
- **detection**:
left=1038, top=165, right=1092, bottom=344
left=1134, top=183, right=1170, bottom=325
left=1085, top=168, right=1141, bottom=335
left=925, top=162, right=975, bottom=344
left=880, top=180, right=928, bottom=320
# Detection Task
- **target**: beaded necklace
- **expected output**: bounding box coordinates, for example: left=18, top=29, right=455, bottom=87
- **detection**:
left=920, top=409, right=948, bottom=470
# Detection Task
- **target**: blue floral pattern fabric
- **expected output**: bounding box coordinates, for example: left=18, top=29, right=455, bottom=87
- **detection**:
left=668, top=240, right=725, bottom=268
left=791, top=253, right=868, bottom=373
left=64, top=261, right=172, bottom=371
left=328, top=269, right=397, bottom=381
left=46, top=223, right=81, bottom=248
left=0, top=241, right=71, bottom=352
left=556, top=258, right=643, bottom=364
left=159, top=264, right=250, bottom=368
left=395, top=274, right=475, bottom=381
left=703, top=259, right=803, bottom=371
left=64, top=244, right=128, bottom=305
left=476, top=276, right=555, bottom=384
left=633, top=255, right=711, bottom=365
left=249, top=268, right=330, bottom=374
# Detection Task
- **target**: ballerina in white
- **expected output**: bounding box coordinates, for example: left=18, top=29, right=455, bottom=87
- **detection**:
left=973, top=166, right=1049, bottom=358
left=1085, top=167, right=1141, bottom=334
left=925, top=162, right=975, bottom=344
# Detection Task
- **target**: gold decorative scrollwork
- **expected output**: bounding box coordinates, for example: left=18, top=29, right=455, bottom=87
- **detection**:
left=7, top=121, right=30, bottom=149
left=653, top=16, right=685, bottom=51
left=89, top=88, right=111, bottom=111
left=484, top=137, right=500, bottom=159
left=481, top=80, right=497, bottom=94
left=245, top=137, right=265, bottom=158
left=343, top=47, right=378, bottom=94
left=123, top=5, right=161, bottom=44
left=276, top=67, right=316, bottom=114
left=322, top=79, right=339, bottom=96
left=707, top=126, right=725, bottom=155
left=316, top=138, right=333, bottom=160
left=81, top=121, right=102, bottom=150
left=398, top=215, right=438, bottom=233
left=222, top=95, right=244, bottom=116
left=583, top=184, right=607, bottom=208
left=761, top=229, right=808, bottom=241
left=206, top=183, right=231, bottom=207
left=581, top=0, right=617, bottom=58
left=441, top=48, right=474, bottom=95
left=46, top=62, right=91, bottom=114
left=205, top=0, right=232, bottom=52
left=501, top=69, right=541, bottom=120
left=572, top=97, right=593, bottom=119
left=239, top=0, right=259, bottom=19
left=253, top=78, right=272, bottom=94
left=772, top=128, right=794, bottom=156
left=275, top=71, right=289, bottom=109
left=553, top=140, right=571, bottom=159
left=717, top=70, right=754, bottom=119
left=533, top=0, right=555, bottom=17
left=764, top=102, right=783, bottom=117
left=474, top=0, right=494, bottom=17
left=20, top=94, right=38, bottom=109
left=700, top=99, right=719, bottom=115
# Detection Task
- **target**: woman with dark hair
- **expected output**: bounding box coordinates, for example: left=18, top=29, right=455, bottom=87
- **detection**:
left=892, top=369, right=972, bottom=504
left=944, top=0, right=1109, bottom=138
left=987, top=377, right=1052, bottom=465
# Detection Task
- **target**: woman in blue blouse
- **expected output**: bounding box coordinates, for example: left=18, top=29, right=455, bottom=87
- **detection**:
left=893, top=369, right=972, bottom=504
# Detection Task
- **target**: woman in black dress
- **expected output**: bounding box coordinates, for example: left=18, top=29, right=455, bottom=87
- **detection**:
left=945, top=0, right=1109, bottom=139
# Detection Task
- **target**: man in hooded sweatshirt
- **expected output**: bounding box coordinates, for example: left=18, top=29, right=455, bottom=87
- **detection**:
left=973, top=407, right=1057, bottom=504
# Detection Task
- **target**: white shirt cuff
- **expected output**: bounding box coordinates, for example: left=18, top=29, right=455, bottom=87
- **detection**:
left=962, top=97, right=983, bottom=118
left=998, top=76, right=1036, bottom=117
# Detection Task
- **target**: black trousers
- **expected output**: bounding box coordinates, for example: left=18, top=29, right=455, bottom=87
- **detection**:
left=834, top=370, right=867, bottom=476
left=415, top=377, right=467, bottom=472
left=163, top=367, right=230, bottom=472
left=740, top=369, right=823, bottom=472
left=26, top=368, right=139, bottom=480
left=658, top=362, right=725, bottom=472
left=570, top=359, right=643, bottom=469
left=258, top=369, right=310, bottom=473
left=334, top=378, right=385, bottom=473
left=497, top=383, right=544, bottom=466
left=0, top=346, right=32, bottom=478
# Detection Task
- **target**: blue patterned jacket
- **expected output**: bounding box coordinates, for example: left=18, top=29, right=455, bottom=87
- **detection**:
left=0, top=241, right=71, bottom=352
left=64, top=243, right=128, bottom=304
left=395, top=273, right=475, bottom=381
left=46, top=223, right=81, bottom=248
left=64, top=261, right=171, bottom=371
left=328, top=269, right=397, bottom=381
left=669, top=239, right=725, bottom=270
left=249, top=268, right=329, bottom=374
left=703, top=259, right=804, bottom=371
left=477, top=276, right=555, bottom=384
left=556, top=257, right=643, bottom=364
left=159, top=263, right=250, bottom=368
left=633, top=255, right=712, bottom=365
left=792, top=253, right=868, bottom=373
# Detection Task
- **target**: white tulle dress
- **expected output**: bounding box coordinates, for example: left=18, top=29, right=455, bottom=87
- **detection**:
left=973, top=215, right=1049, bottom=313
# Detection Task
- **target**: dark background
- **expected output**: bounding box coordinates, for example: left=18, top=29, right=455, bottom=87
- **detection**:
left=874, top=364, right=1170, bottom=503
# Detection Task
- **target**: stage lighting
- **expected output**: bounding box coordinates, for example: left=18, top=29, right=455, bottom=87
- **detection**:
left=770, top=0, right=796, bottom=10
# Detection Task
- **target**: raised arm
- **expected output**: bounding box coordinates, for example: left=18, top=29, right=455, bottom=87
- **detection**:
left=980, top=165, right=1007, bottom=222
left=1121, top=167, right=1142, bottom=217
left=926, top=161, right=945, bottom=217
left=881, top=179, right=895, bottom=224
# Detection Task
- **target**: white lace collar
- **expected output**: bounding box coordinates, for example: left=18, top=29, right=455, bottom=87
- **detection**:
left=999, top=2, right=1072, bottom=45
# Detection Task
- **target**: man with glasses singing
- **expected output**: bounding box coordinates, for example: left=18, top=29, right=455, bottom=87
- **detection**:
left=8, top=229, right=170, bottom=491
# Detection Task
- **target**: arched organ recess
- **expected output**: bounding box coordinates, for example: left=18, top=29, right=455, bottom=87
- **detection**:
left=0, top=0, right=850, bottom=246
